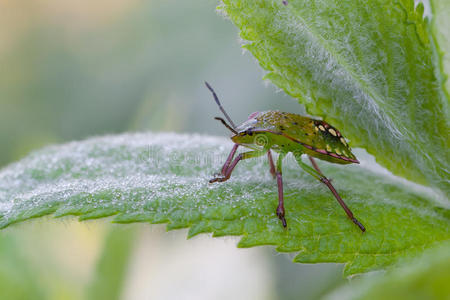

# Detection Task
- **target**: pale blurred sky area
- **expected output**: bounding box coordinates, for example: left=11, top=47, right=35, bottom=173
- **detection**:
left=0, top=1, right=346, bottom=299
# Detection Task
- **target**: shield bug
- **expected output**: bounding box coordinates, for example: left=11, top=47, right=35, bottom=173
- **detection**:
left=205, top=82, right=365, bottom=232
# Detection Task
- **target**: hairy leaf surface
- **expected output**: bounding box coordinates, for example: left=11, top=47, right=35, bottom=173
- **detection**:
left=431, top=0, right=450, bottom=94
left=0, top=133, right=448, bottom=276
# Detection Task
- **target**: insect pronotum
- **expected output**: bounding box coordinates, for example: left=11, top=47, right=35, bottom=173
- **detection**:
left=205, top=82, right=365, bottom=232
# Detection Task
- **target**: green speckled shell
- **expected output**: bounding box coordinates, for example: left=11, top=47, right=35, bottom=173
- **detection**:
left=233, top=111, right=358, bottom=164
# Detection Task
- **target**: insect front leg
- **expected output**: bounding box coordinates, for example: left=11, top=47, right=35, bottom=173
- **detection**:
left=275, top=152, right=287, bottom=227
left=215, top=144, right=239, bottom=178
left=295, top=156, right=366, bottom=232
left=209, top=150, right=266, bottom=183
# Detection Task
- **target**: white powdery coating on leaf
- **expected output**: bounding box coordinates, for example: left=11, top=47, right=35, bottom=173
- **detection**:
left=0, top=132, right=281, bottom=223
left=0, top=131, right=445, bottom=221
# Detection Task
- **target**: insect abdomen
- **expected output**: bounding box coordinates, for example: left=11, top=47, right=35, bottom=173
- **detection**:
left=253, top=111, right=358, bottom=164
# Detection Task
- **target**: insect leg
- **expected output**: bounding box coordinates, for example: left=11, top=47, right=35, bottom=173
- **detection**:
left=209, top=150, right=266, bottom=183
left=276, top=152, right=287, bottom=227
left=210, top=144, right=239, bottom=181
left=295, top=156, right=366, bottom=232
left=308, top=156, right=325, bottom=176
left=267, top=150, right=276, bottom=179
left=221, top=144, right=239, bottom=175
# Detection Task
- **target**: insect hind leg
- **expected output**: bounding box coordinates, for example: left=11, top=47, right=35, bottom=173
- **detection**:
left=275, top=152, right=287, bottom=227
left=295, top=155, right=366, bottom=232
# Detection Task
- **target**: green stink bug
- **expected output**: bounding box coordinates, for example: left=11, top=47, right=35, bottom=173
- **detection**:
left=205, top=82, right=365, bottom=232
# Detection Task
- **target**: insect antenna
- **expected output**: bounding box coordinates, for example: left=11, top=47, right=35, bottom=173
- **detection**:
left=214, top=117, right=238, bottom=135
left=205, top=81, right=237, bottom=130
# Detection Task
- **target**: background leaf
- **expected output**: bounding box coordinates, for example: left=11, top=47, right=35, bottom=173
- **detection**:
left=325, top=242, right=450, bottom=300
left=0, top=234, right=46, bottom=299
left=0, top=132, right=448, bottom=276
left=86, top=226, right=137, bottom=300
left=220, top=0, right=450, bottom=196
left=431, top=0, right=450, bottom=94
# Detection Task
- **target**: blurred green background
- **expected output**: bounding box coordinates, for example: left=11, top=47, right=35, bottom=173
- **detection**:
left=0, top=0, right=346, bottom=299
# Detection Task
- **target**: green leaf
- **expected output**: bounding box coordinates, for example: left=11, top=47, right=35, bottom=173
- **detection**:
left=86, top=226, right=137, bottom=300
left=0, top=133, right=448, bottom=276
left=326, top=242, right=450, bottom=299
left=431, top=0, right=450, bottom=94
left=0, top=234, right=46, bottom=299
left=220, top=0, right=450, bottom=196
